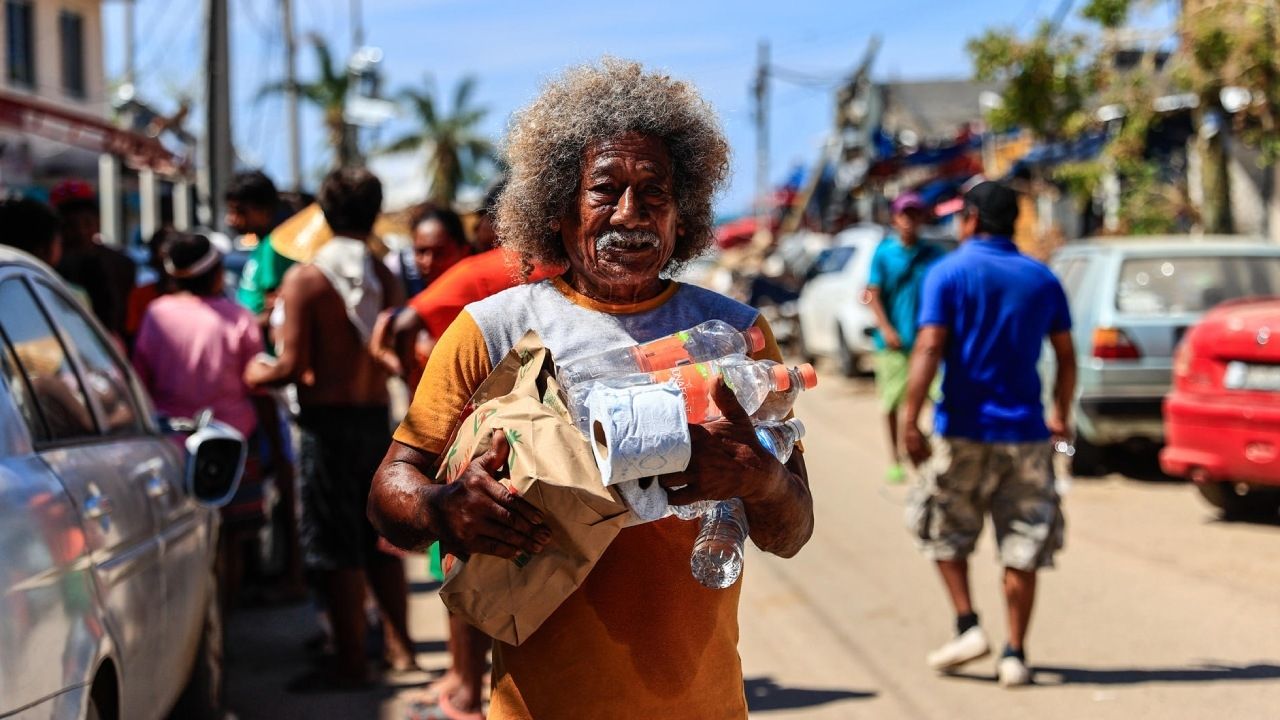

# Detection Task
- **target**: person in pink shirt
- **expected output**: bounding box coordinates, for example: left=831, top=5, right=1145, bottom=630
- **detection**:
left=133, top=232, right=267, bottom=437
left=133, top=232, right=289, bottom=604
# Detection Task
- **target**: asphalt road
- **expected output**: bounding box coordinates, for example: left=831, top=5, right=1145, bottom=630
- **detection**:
left=224, top=370, right=1280, bottom=719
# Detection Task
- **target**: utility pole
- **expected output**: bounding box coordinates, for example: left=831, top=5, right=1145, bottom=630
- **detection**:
left=753, top=39, right=770, bottom=240
left=203, top=0, right=233, bottom=231
left=122, top=0, right=136, bottom=87
left=351, top=0, right=364, bottom=52
left=281, top=0, right=302, bottom=192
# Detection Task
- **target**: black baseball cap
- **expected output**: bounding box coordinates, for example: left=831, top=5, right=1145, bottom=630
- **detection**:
left=963, top=181, right=1018, bottom=236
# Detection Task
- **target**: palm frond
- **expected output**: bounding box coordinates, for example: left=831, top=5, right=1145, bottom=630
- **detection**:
left=379, top=133, right=425, bottom=155
left=453, top=75, right=480, bottom=114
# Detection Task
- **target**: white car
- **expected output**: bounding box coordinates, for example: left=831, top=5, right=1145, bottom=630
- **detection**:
left=796, top=224, right=885, bottom=376
left=0, top=247, right=245, bottom=720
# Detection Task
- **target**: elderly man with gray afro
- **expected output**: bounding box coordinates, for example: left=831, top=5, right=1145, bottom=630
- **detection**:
left=370, top=58, right=814, bottom=719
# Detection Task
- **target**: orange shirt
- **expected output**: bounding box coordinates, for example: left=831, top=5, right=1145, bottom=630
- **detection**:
left=407, top=248, right=558, bottom=339
left=395, top=281, right=784, bottom=719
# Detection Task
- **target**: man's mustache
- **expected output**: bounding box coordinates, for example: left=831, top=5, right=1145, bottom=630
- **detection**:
left=595, top=230, right=661, bottom=252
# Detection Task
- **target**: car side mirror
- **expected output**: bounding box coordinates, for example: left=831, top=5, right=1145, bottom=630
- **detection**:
left=184, top=419, right=246, bottom=507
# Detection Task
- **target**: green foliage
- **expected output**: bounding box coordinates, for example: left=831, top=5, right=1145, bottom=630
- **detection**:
left=968, top=22, right=1095, bottom=139
left=1081, top=0, right=1132, bottom=29
left=383, top=75, right=495, bottom=205
left=259, top=36, right=356, bottom=168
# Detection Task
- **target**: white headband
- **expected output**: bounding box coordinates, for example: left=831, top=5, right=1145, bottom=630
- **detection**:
left=164, top=245, right=221, bottom=279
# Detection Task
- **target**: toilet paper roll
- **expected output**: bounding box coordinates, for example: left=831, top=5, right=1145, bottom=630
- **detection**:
left=586, top=380, right=692, bottom=488
left=615, top=477, right=672, bottom=524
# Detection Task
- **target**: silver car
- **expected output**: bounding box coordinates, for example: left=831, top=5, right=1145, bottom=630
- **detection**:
left=1048, top=237, right=1280, bottom=471
left=0, top=248, right=244, bottom=720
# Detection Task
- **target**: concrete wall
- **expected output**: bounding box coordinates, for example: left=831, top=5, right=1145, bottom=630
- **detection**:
left=0, top=0, right=106, bottom=117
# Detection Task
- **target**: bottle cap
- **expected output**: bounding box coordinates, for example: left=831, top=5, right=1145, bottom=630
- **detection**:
left=797, top=363, right=818, bottom=389
left=770, top=364, right=792, bottom=391
left=786, top=417, right=806, bottom=439
left=744, top=326, right=766, bottom=353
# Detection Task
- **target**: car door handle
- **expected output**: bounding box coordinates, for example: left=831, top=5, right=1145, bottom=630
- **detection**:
left=145, top=476, right=170, bottom=498
left=84, top=492, right=113, bottom=519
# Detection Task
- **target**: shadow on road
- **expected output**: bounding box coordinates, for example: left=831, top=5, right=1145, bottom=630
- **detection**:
left=944, top=662, right=1280, bottom=687
left=743, top=676, right=875, bottom=712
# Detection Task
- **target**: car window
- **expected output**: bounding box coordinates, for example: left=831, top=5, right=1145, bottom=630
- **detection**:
left=0, top=329, right=47, bottom=442
left=31, top=282, right=143, bottom=436
left=811, top=246, right=856, bottom=276
left=1053, top=258, right=1089, bottom=303
left=1115, top=256, right=1280, bottom=315
left=0, top=279, right=97, bottom=441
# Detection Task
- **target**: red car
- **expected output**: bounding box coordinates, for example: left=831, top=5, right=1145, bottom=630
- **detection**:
left=1161, top=298, right=1280, bottom=515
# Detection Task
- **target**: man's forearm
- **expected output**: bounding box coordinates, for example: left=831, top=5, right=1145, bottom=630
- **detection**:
left=744, top=455, right=813, bottom=558
left=867, top=290, right=895, bottom=335
left=1054, top=362, right=1077, bottom=428
left=368, top=446, right=446, bottom=552
left=903, top=341, right=942, bottom=428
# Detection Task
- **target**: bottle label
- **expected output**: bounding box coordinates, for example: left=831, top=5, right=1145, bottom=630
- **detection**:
left=651, top=362, right=716, bottom=422
left=632, top=331, right=695, bottom=372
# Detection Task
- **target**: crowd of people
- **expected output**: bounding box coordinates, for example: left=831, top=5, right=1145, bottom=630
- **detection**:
left=1, top=57, right=1080, bottom=717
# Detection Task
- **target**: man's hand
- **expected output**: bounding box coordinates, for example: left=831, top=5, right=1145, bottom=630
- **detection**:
left=662, top=378, right=786, bottom=507
left=244, top=357, right=276, bottom=388
left=903, top=423, right=932, bottom=466
left=432, top=429, right=552, bottom=561
left=1046, top=412, right=1072, bottom=443
left=370, top=308, right=404, bottom=377
left=881, top=327, right=903, bottom=351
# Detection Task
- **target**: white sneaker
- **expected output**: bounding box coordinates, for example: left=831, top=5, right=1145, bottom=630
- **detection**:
left=997, top=655, right=1032, bottom=687
left=926, top=626, right=990, bottom=671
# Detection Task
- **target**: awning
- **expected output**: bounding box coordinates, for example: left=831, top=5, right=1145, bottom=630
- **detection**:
left=0, top=91, right=189, bottom=177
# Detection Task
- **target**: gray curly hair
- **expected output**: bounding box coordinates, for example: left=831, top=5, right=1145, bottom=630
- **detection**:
left=496, top=58, right=730, bottom=275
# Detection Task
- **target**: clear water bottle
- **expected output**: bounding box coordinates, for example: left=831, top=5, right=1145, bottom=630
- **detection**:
left=569, top=354, right=807, bottom=429
left=558, top=320, right=767, bottom=388
left=690, top=498, right=749, bottom=589
left=752, top=363, right=818, bottom=422
left=754, top=418, right=807, bottom=463
left=1053, top=439, right=1074, bottom=495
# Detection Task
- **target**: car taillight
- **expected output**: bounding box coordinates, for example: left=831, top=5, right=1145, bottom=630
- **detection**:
left=1173, top=339, right=1221, bottom=390
left=1092, top=327, right=1141, bottom=360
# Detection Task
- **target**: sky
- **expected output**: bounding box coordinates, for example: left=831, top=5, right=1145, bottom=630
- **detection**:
left=102, top=0, right=1178, bottom=214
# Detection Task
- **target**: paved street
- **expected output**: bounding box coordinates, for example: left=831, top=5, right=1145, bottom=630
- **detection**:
left=225, top=369, right=1280, bottom=719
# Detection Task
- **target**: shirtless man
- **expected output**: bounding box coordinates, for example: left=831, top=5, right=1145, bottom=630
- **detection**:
left=245, top=168, right=413, bottom=688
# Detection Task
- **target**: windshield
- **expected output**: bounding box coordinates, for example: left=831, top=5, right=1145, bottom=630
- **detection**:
left=1115, top=255, right=1280, bottom=315
left=810, top=246, right=855, bottom=276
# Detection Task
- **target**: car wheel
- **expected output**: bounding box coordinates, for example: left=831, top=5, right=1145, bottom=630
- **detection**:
left=1070, top=431, right=1108, bottom=477
left=86, top=696, right=102, bottom=720
left=835, top=324, right=859, bottom=378
left=1198, top=482, right=1280, bottom=519
left=168, top=577, right=224, bottom=720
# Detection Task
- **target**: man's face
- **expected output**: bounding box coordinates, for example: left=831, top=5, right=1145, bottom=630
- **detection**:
left=559, top=132, right=682, bottom=296
left=891, top=208, right=924, bottom=241
left=472, top=215, right=497, bottom=252
left=225, top=200, right=273, bottom=237
left=412, top=218, right=468, bottom=283
left=62, top=209, right=99, bottom=246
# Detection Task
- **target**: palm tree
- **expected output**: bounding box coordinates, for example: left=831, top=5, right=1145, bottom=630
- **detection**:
left=383, top=75, right=494, bottom=205
left=259, top=35, right=357, bottom=168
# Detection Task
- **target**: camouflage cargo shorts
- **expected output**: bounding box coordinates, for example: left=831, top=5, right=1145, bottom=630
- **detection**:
left=905, top=437, right=1065, bottom=571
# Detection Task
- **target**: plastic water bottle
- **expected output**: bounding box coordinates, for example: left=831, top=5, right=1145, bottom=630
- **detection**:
left=690, top=498, right=749, bottom=589
left=558, top=320, right=767, bottom=388
left=754, top=418, right=806, bottom=463
left=752, top=363, right=818, bottom=422
left=568, top=355, right=811, bottom=429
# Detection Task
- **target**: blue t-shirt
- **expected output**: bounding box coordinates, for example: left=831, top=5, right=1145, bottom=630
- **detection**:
left=917, top=236, right=1071, bottom=443
left=867, top=235, right=945, bottom=350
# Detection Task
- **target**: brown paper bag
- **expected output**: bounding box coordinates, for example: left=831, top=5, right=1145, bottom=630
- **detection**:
left=436, top=331, right=629, bottom=645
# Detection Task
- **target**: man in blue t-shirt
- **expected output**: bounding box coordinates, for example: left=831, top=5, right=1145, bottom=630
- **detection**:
left=901, top=182, right=1076, bottom=688
left=867, top=192, right=945, bottom=484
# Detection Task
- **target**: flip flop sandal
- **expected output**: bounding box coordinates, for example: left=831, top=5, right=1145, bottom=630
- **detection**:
left=406, top=692, right=484, bottom=720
